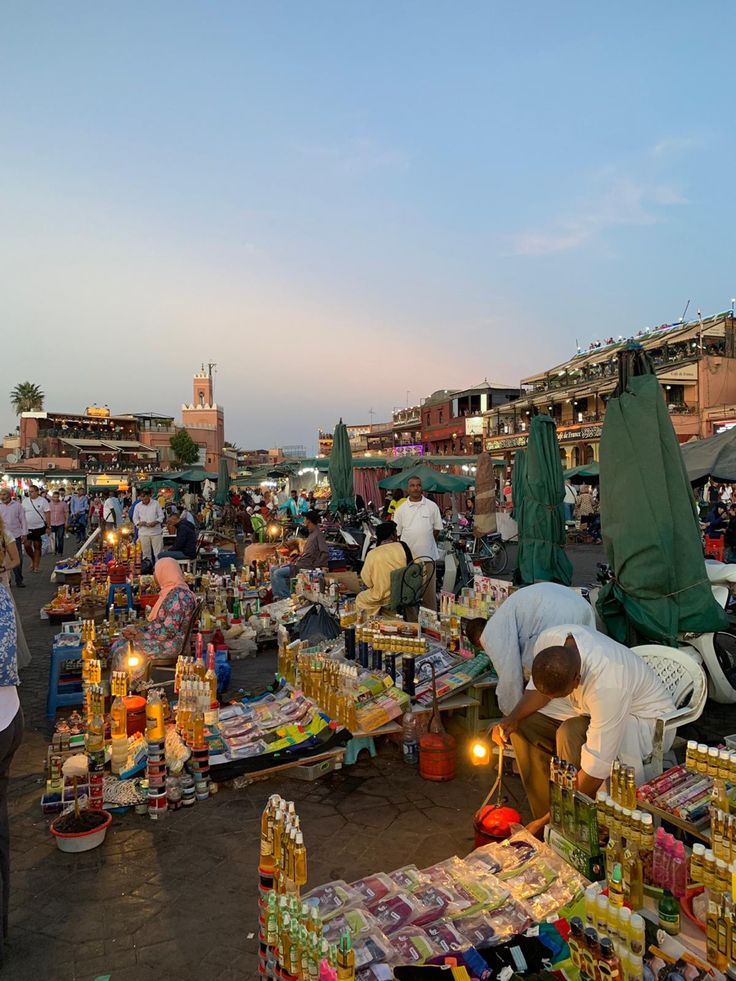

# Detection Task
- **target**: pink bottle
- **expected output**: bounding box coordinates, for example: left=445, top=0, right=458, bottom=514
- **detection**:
left=652, top=826, right=667, bottom=886
left=671, top=840, right=688, bottom=897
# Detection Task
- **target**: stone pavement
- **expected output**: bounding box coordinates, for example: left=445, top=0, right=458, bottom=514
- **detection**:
left=5, top=541, right=605, bottom=980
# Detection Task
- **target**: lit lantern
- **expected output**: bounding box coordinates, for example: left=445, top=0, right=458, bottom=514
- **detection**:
left=470, top=739, right=491, bottom=766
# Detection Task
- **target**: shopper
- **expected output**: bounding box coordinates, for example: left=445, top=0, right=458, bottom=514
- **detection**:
left=48, top=491, right=69, bottom=555
left=133, top=488, right=165, bottom=566
left=69, top=488, right=89, bottom=544
left=271, top=511, right=329, bottom=599
left=89, top=495, right=103, bottom=529
left=463, top=582, right=597, bottom=716
left=0, top=583, right=23, bottom=966
left=355, top=521, right=411, bottom=615
left=386, top=489, right=406, bottom=520
left=563, top=481, right=577, bottom=522
left=22, top=485, right=50, bottom=573
left=103, top=490, right=123, bottom=530
left=158, top=514, right=198, bottom=561
left=491, top=624, right=675, bottom=836
left=0, top=491, right=26, bottom=588
left=394, top=477, right=442, bottom=611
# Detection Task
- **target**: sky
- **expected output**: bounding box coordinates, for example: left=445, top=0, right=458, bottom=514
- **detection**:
left=2, top=2, right=736, bottom=454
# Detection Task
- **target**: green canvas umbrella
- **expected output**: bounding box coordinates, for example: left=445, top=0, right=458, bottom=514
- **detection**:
left=515, top=415, right=572, bottom=586
left=511, top=449, right=526, bottom=524
left=597, top=344, right=728, bottom=645
left=564, top=462, right=600, bottom=480
left=328, top=419, right=355, bottom=512
left=214, top=458, right=231, bottom=505
left=378, top=463, right=474, bottom=494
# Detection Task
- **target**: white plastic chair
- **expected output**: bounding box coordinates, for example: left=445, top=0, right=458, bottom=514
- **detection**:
left=630, top=644, right=708, bottom=778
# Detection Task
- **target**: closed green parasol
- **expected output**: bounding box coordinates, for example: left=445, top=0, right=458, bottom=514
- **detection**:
left=328, top=419, right=356, bottom=512
left=214, top=457, right=231, bottom=505
left=515, top=415, right=572, bottom=586
left=597, top=345, right=728, bottom=645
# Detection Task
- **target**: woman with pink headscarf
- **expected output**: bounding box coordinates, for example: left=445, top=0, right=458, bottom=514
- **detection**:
left=112, top=558, right=197, bottom=685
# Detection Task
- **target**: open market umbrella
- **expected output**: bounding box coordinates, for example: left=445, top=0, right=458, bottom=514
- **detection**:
left=378, top=463, right=474, bottom=494
left=680, top=427, right=736, bottom=483
left=214, top=458, right=231, bottom=506
left=564, top=462, right=600, bottom=480
left=473, top=451, right=497, bottom=537
left=515, top=415, right=572, bottom=586
left=328, top=419, right=355, bottom=512
left=597, top=344, right=728, bottom=645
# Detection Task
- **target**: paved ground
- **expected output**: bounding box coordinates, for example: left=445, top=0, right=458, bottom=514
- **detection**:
left=6, top=540, right=605, bottom=980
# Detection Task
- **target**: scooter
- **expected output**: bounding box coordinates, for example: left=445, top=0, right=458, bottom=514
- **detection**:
left=592, top=563, right=736, bottom=703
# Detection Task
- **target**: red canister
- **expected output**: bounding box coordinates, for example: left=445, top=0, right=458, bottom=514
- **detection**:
left=123, top=695, right=146, bottom=736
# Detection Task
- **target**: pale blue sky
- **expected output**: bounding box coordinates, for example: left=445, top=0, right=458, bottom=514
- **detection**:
left=2, top=2, right=735, bottom=452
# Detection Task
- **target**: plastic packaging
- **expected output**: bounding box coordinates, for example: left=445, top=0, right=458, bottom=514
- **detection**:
left=349, top=873, right=397, bottom=906
left=423, top=919, right=469, bottom=954
left=368, top=893, right=425, bottom=936
left=387, top=865, right=426, bottom=892
left=386, top=926, right=441, bottom=963
left=302, top=881, right=362, bottom=921
left=454, top=899, right=532, bottom=947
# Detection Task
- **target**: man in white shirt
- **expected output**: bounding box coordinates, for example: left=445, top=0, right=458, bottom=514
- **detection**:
left=492, top=624, right=675, bottom=833
left=103, top=492, right=123, bottom=529
left=132, top=489, right=165, bottom=564
left=463, top=582, right=597, bottom=716
left=21, top=486, right=50, bottom=573
left=0, top=490, right=27, bottom=587
left=394, top=477, right=443, bottom=611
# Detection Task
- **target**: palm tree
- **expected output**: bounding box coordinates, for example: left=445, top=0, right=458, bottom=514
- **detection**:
left=10, top=382, right=45, bottom=415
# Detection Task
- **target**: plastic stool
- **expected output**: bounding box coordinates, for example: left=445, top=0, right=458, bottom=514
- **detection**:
left=106, top=582, right=134, bottom=612
left=47, top=645, right=85, bottom=719
left=343, top=736, right=377, bottom=766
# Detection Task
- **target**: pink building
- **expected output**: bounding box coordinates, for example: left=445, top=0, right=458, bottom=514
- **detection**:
left=181, top=368, right=225, bottom=469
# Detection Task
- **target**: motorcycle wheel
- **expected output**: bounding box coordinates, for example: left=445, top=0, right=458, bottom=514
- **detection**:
left=481, top=543, right=508, bottom=576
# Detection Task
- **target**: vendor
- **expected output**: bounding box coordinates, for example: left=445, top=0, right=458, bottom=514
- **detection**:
left=111, top=558, right=197, bottom=685
left=158, top=514, right=197, bottom=561
left=133, top=488, right=165, bottom=565
left=463, top=582, right=597, bottom=716
left=271, top=510, right=329, bottom=600
left=355, top=521, right=412, bottom=615
left=491, top=624, right=675, bottom=836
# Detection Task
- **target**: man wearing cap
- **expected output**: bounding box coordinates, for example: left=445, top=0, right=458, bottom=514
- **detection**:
left=355, top=521, right=412, bottom=615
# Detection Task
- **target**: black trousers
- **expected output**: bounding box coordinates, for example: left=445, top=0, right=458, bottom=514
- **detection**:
left=0, top=705, right=23, bottom=952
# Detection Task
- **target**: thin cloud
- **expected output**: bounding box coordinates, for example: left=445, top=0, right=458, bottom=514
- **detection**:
left=650, top=135, right=702, bottom=157
left=296, top=137, right=409, bottom=176
left=512, top=174, right=688, bottom=257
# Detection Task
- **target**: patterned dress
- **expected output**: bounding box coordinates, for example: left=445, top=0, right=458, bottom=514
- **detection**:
left=112, top=587, right=197, bottom=683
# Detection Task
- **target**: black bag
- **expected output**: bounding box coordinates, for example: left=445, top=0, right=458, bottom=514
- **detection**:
left=297, top=604, right=341, bottom=644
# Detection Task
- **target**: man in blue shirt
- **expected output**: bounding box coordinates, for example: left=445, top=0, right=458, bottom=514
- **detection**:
left=69, top=488, right=89, bottom=543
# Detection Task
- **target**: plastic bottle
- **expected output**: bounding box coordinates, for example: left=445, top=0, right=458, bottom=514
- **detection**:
left=629, top=913, right=645, bottom=958
left=568, top=917, right=584, bottom=970
left=671, top=840, right=688, bottom=898
left=617, top=906, right=631, bottom=956
left=336, top=931, right=355, bottom=981
left=584, top=886, right=598, bottom=929
left=639, top=812, right=654, bottom=884
left=608, top=862, right=625, bottom=909
left=597, top=937, right=620, bottom=980
left=145, top=689, right=165, bottom=741
left=596, top=893, right=609, bottom=935
left=582, top=928, right=600, bottom=981
left=658, top=889, right=680, bottom=936
left=401, top=710, right=418, bottom=764
left=595, top=788, right=609, bottom=848
left=685, top=739, right=697, bottom=769
left=624, top=954, right=643, bottom=980
left=623, top=838, right=644, bottom=911
left=691, top=842, right=706, bottom=884
left=205, top=645, right=218, bottom=707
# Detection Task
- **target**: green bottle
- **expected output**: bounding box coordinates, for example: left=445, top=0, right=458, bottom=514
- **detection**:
left=658, top=888, right=680, bottom=935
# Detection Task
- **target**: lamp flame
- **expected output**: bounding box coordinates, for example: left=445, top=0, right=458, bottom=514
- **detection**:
left=470, top=740, right=491, bottom=766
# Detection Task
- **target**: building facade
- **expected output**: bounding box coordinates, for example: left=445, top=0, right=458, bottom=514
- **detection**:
left=421, top=383, right=521, bottom=455
left=483, top=312, right=736, bottom=470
